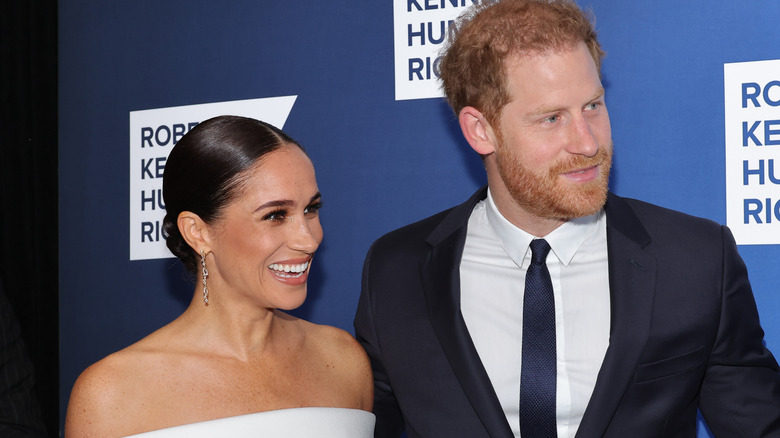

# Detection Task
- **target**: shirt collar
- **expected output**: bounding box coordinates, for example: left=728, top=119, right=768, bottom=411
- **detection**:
left=484, top=188, right=604, bottom=268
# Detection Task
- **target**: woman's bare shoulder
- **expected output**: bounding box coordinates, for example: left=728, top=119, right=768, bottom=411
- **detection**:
left=299, top=320, right=374, bottom=410
left=280, top=314, right=364, bottom=360
left=311, top=324, right=366, bottom=358
left=64, top=332, right=179, bottom=437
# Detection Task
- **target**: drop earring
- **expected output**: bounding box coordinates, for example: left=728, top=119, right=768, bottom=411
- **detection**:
left=201, top=249, right=209, bottom=305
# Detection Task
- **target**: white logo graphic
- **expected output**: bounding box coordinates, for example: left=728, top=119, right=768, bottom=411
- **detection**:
left=393, top=0, right=480, bottom=101
left=724, top=59, right=780, bottom=244
left=129, top=96, right=297, bottom=260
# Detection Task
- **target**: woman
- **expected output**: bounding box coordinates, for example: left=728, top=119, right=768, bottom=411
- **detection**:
left=65, top=116, right=374, bottom=437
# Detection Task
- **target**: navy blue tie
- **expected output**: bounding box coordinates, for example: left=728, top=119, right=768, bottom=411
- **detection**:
left=520, top=239, right=557, bottom=437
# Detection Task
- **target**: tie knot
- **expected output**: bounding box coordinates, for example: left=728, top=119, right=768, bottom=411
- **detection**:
left=529, top=239, right=551, bottom=264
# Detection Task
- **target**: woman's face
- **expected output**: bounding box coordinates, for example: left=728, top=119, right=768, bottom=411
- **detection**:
left=205, top=144, right=323, bottom=310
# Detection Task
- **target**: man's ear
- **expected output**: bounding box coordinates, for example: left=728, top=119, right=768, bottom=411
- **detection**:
left=177, top=211, right=212, bottom=254
left=458, top=106, right=497, bottom=156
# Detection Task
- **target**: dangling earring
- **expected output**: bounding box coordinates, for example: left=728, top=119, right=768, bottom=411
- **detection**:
left=200, top=249, right=209, bottom=305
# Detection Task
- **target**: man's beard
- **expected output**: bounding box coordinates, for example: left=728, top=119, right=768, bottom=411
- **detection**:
left=496, top=143, right=612, bottom=221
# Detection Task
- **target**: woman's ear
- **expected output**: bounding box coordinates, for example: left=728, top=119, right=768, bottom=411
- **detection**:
left=458, top=106, right=498, bottom=156
left=178, top=211, right=212, bottom=254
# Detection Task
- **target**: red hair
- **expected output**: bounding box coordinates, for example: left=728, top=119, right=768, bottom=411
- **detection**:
left=439, top=0, right=604, bottom=126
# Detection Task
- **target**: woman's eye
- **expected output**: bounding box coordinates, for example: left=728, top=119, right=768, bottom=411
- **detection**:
left=263, top=209, right=287, bottom=221
left=305, top=201, right=323, bottom=215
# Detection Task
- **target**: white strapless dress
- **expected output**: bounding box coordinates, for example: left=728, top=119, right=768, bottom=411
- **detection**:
left=124, top=407, right=375, bottom=437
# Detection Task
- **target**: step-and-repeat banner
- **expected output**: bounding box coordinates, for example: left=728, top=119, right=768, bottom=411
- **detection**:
left=59, top=1, right=780, bottom=435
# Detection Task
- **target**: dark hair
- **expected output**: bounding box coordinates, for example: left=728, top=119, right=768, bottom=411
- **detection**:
left=162, top=115, right=303, bottom=272
left=439, top=0, right=604, bottom=127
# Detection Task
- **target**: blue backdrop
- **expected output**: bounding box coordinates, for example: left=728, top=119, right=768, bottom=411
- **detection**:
left=59, top=1, right=780, bottom=436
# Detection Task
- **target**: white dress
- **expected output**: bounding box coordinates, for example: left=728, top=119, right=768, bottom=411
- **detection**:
left=124, top=407, right=375, bottom=437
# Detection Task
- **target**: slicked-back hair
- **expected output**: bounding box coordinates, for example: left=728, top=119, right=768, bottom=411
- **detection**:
left=162, top=115, right=304, bottom=272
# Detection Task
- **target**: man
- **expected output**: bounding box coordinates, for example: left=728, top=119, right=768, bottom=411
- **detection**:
left=354, top=1, right=780, bottom=437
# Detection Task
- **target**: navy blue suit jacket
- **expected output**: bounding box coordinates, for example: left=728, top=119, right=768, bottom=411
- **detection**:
left=355, top=187, right=780, bottom=437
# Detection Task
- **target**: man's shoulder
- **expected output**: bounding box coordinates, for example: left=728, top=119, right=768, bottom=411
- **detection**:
left=371, top=205, right=459, bottom=253
left=611, top=193, right=720, bottom=225
left=607, top=192, right=724, bottom=242
left=369, top=186, right=487, bottom=257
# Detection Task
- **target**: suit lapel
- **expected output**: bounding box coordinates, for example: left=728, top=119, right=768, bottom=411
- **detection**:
left=418, top=190, right=656, bottom=437
left=420, top=187, right=515, bottom=438
left=576, top=193, right=657, bottom=437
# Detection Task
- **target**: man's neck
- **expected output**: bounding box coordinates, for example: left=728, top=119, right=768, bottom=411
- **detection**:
left=488, top=184, right=567, bottom=237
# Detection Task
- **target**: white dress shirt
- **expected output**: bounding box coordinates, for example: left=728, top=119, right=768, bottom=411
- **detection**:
left=460, top=189, right=611, bottom=438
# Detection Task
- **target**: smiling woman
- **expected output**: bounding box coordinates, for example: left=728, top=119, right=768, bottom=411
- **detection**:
left=188, top=144, right=323, bottom=311
left=63, top=116, right=374, bottom=438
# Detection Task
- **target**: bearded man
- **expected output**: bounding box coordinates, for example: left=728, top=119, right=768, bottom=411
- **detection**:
left=354, top=1, right=780, bottom=437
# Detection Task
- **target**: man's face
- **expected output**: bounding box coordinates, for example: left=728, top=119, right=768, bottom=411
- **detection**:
left=491, top=41, right=612, bottom=223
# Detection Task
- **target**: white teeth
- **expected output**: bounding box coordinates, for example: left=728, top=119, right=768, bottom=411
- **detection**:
left=269, top=261, right=309, bottom=275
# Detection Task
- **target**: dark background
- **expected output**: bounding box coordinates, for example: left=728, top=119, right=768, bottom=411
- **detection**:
left=0, top=0, right=59, bottom=436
